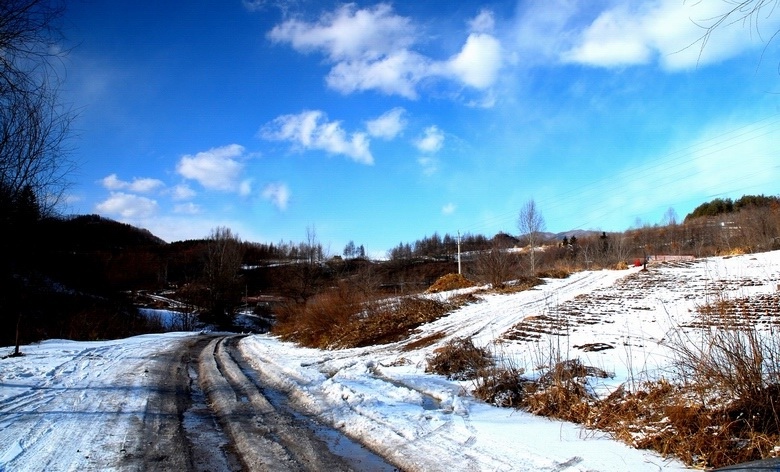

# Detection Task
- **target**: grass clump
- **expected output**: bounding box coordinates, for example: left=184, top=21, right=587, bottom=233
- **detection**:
left=336, top=296, right=456, bottom=348
left=426, top=337, right=493, bottom=380
left=522, top=359, right=609, bottom=424
left=425, top=273, right=476, bottom=293
left=535, top=268, right=571, bottom=279
left=273, top=287, right=461, bottom=349
left=485, top=276, right=544, bottom=294
left=472, top=365, right=527, bottom=407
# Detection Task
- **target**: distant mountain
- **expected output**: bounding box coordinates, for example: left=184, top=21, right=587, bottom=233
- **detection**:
left=514, top=230, right=601, bottom=243
left=553, top=229, right=602, bottom=240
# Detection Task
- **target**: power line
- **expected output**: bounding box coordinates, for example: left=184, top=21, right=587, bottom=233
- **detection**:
left=456, top=113, right=780, bottom=236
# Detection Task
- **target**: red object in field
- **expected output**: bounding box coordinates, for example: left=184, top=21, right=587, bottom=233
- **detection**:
left=634, top=259, right=642, bottom=267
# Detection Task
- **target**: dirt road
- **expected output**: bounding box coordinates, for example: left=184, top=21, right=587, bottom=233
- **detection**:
left=124, top=334, right=396, bottom=471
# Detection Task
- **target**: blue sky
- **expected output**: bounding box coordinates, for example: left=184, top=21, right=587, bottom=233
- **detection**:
left=61, top=0, right=780, bottom=256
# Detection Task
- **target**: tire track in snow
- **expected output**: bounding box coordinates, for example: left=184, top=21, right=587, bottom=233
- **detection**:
left=238, top=338, right=521, bottom=472
left=416, top=271, right=626, bottom=350
left=121, top=334, right=241, bottom=471
left=0, top=340, right=161, bottom=471
left=199, top=335, right=367, bottom=471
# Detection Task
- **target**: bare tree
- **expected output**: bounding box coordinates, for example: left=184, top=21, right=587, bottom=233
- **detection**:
left=202, top=227, right=244, bottom=327
left=471, top=240, right=519, bottom=289
left=285, top=225, right=326, bottom=303
left=0, top=0, right=72, bottom=218
left=2, top=0, right=71, bottom=356
left=662, top=207, right=678, bottom=226
left=517, top=199, right=546, bottom=275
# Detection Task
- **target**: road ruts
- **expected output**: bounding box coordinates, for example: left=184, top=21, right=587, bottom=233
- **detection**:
left=123, top=335, right=242, bottom=471
left=198, top=335, right=358, bottom=472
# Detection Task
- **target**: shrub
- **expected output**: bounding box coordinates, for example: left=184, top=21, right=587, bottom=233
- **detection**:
left=335, top=296, right=456, bottom=348
left=273, top=291, right=460, bottom=349
left=522, top=359, right=608, bottom=424
left=484, top=276, right=544, bottom=294
left=473, top=366, right=526, bottom=407
left=426, top=337, right=493, bottom=380
left=613, top=261, right=629, bottom=270
left=272, top=283, right=361, bottom=348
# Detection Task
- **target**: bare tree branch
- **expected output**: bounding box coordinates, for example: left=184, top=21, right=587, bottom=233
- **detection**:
left=0, top=0, right=72, bottom=218
left=687, top=0, right=780, bottom=68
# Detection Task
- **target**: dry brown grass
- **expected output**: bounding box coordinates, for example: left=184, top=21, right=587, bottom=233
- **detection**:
left=402, top=331, right=447, bottom=351
left=425, top=273, right=476, bottom=293
left=522, top=359, right=609, bottom=424
left=652, top=302, right=780, bottom=468
left=335, top=297, right=457, bottom=348
left=535, top=268, right=572, bottom=279
left=473, top=366, right=526, bottom=407
left=613, top=260, right=629, bottom=270
left=582, top=378, right=780, bottom=468
left=426, top=337, right=493, bottom=380
left=482, top=295, right=780, bottom=469
left=479, top=276, right=544, bottom=295
left=272, top=283, right=361, bottom=348
left=273, top=286, right=462, bottom=349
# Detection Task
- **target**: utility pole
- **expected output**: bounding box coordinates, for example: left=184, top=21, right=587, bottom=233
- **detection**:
left=457, top=230, right=462, bottom=275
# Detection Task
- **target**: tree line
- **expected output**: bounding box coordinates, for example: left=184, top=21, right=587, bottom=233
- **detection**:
left=388, top=232, right=492, bottom=260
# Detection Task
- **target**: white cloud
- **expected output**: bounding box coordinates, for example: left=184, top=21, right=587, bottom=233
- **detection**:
left=101, top=174, right=164, bottom=193
left=326, top=50, right=430, bottom=99
left=242, top=0, right=264, bottom=11
left=268, top=3, right=415, bottom=62
left=171, top=184, right=196, bottom=201
left=261, top=110, right=373, bottom=164
left=561, top=0, right=780, bottom=70
left=366, top=107, right=407, bottom=139
left=510, top=0, right=583, bottom=66
left=562, top=6, right=651, bottom=67
left=442, top=203, right=456, bottom=215
left=417, top=156, right=439, bottom=175
left=447, top=33, right=502, bottom=89
left=469, top=10, right=495, bottom=34
left=269, top=5, right=503, bottom=99
left=173, top=202, right=201, bottom=215
left=101, top=174, right=124, bottom=190
left=262, top=182, right=291, bottom=210
left=95, top=192, right=158, bottom=219
left=129, top=177, right=165, bottom=193
left=415, top=125, right=444, bottom=153
left=238, top=180, right=253, bottom=197
left=176, top=144, right=247, bottom=192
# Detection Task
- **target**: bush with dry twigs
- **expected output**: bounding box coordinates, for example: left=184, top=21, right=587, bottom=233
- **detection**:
left=273, top=285, right=461, bottom=349
left=426, top=337, right=493, bottom=380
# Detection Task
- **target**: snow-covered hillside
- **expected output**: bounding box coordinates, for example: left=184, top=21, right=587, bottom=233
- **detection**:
left=3, top=251, right=780, bottom=471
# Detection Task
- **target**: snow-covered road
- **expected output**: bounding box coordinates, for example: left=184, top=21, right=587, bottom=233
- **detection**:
left=0, top=334, right=391, bottom=471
